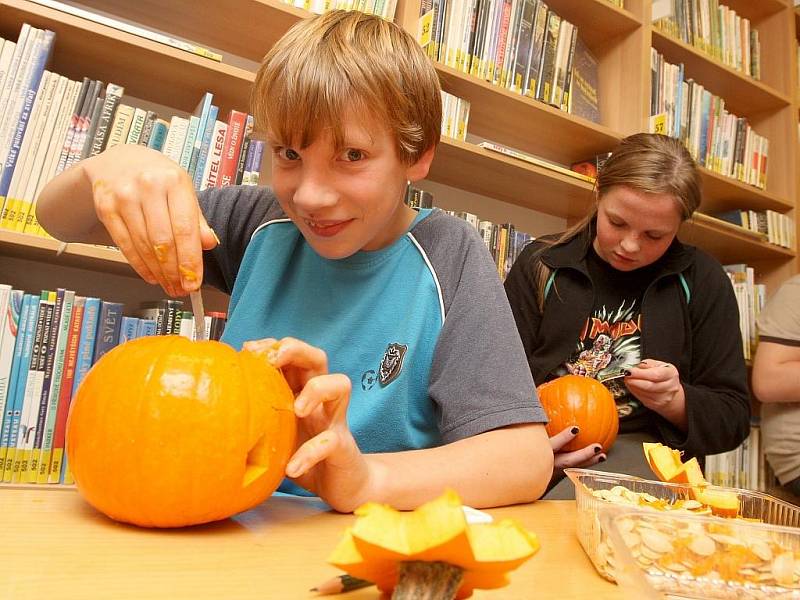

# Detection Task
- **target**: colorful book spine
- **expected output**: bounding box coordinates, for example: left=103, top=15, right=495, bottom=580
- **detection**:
left=27, top=289, right=63, bottom=481
left=1, top=294, right=37, bottom=481
left=118, top=315, right=139, bottom=343
left=12, top=291, right=52, bottom=482
left=92, top=300, right=123, bottom=362
left=0, top=292, right=30, bottom=469
left=37, top=289, right=75, bottom=482
left=0, top=286, right=15, bottom=422
left=48, top=295, right=83, bottom=483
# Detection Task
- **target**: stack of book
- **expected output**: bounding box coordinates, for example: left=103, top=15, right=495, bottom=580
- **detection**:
left=652, top=0, right=761, bottom=80
left=715, top=209, right=795, bottom=250
left=0, top=25, right=264, bottom=238
left=650, top=48, right=769, bottom=190
left=0, top=284, right=226, bottom=487
left=722, top=263, right=766, bottom=361
left=405, top=185, right=534, bottom=280
left=441, top=91, right=470, bottom=141
left=418, top=1, right=601, bottom=124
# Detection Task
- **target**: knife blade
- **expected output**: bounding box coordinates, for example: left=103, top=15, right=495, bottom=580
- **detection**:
left=189, top=289, right=207, bottom=341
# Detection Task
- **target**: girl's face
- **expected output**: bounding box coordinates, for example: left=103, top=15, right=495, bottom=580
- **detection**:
left=593, top=185, right=684, bottom=271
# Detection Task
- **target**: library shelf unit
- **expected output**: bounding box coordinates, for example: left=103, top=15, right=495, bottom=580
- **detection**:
left=0, top=0, right=797, bottom=302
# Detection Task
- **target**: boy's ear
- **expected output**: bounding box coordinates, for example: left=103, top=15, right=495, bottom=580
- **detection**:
left=405, top=145, right=436, bottom=182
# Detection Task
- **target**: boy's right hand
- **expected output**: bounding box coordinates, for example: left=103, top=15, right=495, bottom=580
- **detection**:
left=82, top=145, right=218, bottom=297
left=550, top=426, right=605, bottom=470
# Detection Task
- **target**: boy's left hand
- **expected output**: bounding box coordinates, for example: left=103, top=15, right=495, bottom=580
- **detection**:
left=243, top=337, right=372, bottom=512
left=624, top=359, right=687, bottom=429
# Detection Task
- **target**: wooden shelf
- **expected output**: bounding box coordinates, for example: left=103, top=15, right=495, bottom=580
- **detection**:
left=679, top=213, right=796, bottom=264
left=537, top=0, right=641, bottom=49
left=698, top=167, right=794, bottom=215
left=651, top=29, right=790, bottom=116
left=719, top=0, right=788, bottom=21
left=76, top=0, right=303, bottom=64
left=0, top=230, right=137, bottom=277
left=429, top=138, right=594, bottom=219
left=436, top=63, right=622, bottom=165
left=0, top=0, right=255, bottom=115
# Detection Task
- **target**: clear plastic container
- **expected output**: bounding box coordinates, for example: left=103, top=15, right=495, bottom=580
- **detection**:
left=601, top=508, right=800, bottom=599
left=564, top=468, right=800, bottom=583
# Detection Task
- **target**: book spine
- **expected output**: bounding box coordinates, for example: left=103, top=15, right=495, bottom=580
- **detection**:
left=47, top=295, right=83, bottom=483
left=0, top=292, right=31, bottom=473
left=0, top=286, right=14, bottom=424
left=27, top=288, right=63, bottom=482
left=192, top=104, right=219, bottom=190
left=37, top=289, right=75, bottom=482
left=92, top=301, right=123, bottom=362
left=12, top=291, right=51, bottom=482
left=218, top=110, right=248, bottom=187
left=200, top=120, right=226, bottom=190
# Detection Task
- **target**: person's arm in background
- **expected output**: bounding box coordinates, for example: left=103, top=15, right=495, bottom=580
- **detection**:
left=752, top=275, right=800, bottom=404
left=651, top=255, right=750, bottom=457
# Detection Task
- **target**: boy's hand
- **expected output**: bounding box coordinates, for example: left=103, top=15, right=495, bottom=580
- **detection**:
left=82, top=145, right=218, bottom=296
left=624, top=359, right=687, bottom=429
left=550, top=426, right=605, bottom=470
left=244, top=337, right=372, bottom=513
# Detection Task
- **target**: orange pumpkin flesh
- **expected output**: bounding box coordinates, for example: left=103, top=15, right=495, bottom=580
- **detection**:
left=643, top=442, right=740, bottom=517
left=537, top=375, right=619, bottom=453
left=66, top=336, right=296, bottom=528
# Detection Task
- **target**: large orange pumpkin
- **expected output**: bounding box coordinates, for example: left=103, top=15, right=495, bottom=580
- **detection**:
left=537, top=374, right=618, bottom=453
left=66, top=336, right=296, bottom=528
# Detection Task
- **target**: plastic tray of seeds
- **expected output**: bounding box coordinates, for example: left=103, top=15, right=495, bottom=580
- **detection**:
left=601, top=508, right=800, bottom=599
left=564, top=468, right=800, bottom=583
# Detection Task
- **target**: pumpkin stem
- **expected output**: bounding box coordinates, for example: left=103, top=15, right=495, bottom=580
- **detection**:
left=391, top=561, right=464, bottom=600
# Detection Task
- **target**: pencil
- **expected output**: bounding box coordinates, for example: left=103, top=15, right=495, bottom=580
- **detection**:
left=310, top=574, right=373, bottom=595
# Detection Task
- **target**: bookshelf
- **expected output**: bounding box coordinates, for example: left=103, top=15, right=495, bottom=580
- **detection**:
left=0, top=0, right=796, bottom=347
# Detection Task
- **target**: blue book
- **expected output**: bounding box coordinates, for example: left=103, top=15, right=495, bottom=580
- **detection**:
left=136, top=318, right=157, bottom=338
left=71, top=297, right=100, bottom=398
left=92, top=301, right=123, bottom=362
left=119, top=316, right=139, bottom=343
left=187, top=92, right=214, bottom=180
left=192, top=103, right=219, bottom=190
left=0, top=29, right=56, bottom=197
left=0, top=293, right=33, bottom=470
left=146, top=120, right=168, bottom=152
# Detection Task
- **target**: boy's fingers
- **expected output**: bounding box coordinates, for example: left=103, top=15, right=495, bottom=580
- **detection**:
left=549, top=426, right=579, bottom=452
left=167, top=180, right=204, bottom=293
left=285, top=430, right=342, bottom=478
left=100, top=212, right=163, bottom=289
left=269, top=337, right=329, bottom=375
left=294, top=373, right=351, bottom=419
left=199, top=213, right=219, bottom=250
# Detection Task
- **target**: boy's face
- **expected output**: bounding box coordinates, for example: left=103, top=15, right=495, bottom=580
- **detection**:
left=269, top=108, right=434, bottom=259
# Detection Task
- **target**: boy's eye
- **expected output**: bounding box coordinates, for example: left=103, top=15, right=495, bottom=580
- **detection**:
left=277, top=148, right=300, bottom=161
left=609, top=219, right=624, bottom=228
left=342, top=149, right=364, bottom=162
left=646, top=232, right=664, bottom=240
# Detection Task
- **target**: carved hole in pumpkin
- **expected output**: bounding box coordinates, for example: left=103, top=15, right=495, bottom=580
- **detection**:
left=243, top=434, right=269, bottom=487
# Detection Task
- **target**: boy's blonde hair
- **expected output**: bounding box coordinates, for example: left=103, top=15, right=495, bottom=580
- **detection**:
left=252, top=10, right=441, bottom=164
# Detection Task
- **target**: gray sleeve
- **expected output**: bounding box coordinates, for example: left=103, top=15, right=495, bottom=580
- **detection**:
left=197, top=186, right=285, bottom=294
left=414, top=212, right=548, bottom=444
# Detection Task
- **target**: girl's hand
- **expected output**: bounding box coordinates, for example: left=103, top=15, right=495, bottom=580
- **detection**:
left=245, top=337, right=371, bottom=512
left=625, top=359, right=688, bottom=429
left=82, top=145, right=218, bottom=296
left=550, top=426, right=606, bottom=470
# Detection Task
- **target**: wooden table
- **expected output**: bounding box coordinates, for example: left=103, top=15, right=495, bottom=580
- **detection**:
left=0, top=486, right=625, bottom=599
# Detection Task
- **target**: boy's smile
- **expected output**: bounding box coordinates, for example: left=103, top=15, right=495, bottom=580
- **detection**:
left=269, top=107, right=434, bottom=259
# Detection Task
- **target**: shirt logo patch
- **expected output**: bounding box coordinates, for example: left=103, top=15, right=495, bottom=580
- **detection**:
left=379, top=343, right=407, bottom=386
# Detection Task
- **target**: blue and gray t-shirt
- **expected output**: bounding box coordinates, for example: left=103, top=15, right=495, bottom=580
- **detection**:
left=199, top=186, right=546, bottom=489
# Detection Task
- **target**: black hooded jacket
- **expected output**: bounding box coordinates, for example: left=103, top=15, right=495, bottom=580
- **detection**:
left=504, top=224, right=751, bottom=459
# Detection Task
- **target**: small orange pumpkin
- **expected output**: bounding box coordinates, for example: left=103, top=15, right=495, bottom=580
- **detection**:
left=66, top=336, right=296, bottom=528
left=537, top=374, right=618, bottom=453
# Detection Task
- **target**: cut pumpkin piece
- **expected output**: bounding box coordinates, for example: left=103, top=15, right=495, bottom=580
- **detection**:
left=644, top=443, right=684, bottom=481
left=694, top=487, right=740, bottom=518
left=328, top=489, right=539, bottom=599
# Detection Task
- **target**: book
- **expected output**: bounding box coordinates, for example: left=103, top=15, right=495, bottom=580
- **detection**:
left=47, top=295, right=84, bottom=483
left=200, top=120, right=227, bottom=190
left=478, top=141, right=595, bottom=184
left=568, top=35, right=600, bottom=123
left=0, top=286, right=16, bottom=427
left=92, top=301, right=124, bottom=362
left=26, top=0, right=223, bottom=62
left=218, top=110, right=248, bottom=187
left=0, top=293, right=33, bottom=476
